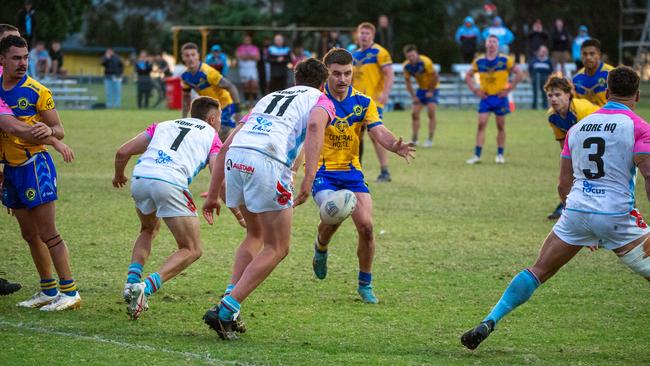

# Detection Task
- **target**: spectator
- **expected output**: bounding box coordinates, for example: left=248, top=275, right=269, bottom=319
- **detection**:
left=101, top=47, right=124, bottom=109
left=455, top=16, right=481, bottom=63
left=482, top=16, right=514, bottom=54
left=327, top=31, right=343, bottom=52
left=152, top=52, right=171, bottom=108
left=375, top=14, right=395, bottom=55
left=205, top=44, right=229, bottom=76
left=236, top=34, right=261, bottom=108
left=49, top=40, right=64, bottom=76
left=528, top=45, right=553, bottom=109
left=346, top=31, right=359, bottom=53
left=268, top=34, right=290, bottom=92
left=550, top=18, right=571, bottom=74
left=28, top=41, right=50, bottom=79
left=526, top=19, right=549, bottom=59
left=290, top=45, right=311, bottom=68
left=135, top=50, right=153, bottom=109
left=572, top=25, right=590, bottom=69
left=16, top=0, right=36, bottom=46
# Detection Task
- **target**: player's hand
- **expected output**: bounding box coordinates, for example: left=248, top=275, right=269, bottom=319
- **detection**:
left=51, top=140, right=75, bottom=163
left=411, top=96, right=420, bottom=105
left=588, top=245, right=599, bottom=252
left=293, top=180, right=312, bottom=207
left=202, top=197, right=221, bottom=225
left=425, top=90, right=434, bottom=98
left=392, top=137, right=416, bottom=163
left=378, top=92, right=389, bottom=106
left=112, top=174, right=128, bottom=188
left=474, top=89, right=487, bottom=99
left=229, top=207, right=247, bottom=228
left=31, top=122, right=54, bottom=139
left=497, top=87, right=511, bottom=98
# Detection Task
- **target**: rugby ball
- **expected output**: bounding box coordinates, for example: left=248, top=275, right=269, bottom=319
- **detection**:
left=319, top=189, right=357, bottom=225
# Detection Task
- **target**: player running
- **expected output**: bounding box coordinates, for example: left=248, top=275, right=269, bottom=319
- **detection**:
left=461, top=66, right=650, bottom=350
left=573, top=39, right=614, bottom=107
left=311, top=48, right=415, bottom=304
left=113, top=96, right=222, bottom=320
left=544, top=76, right=598, bottom=219
left=352, top=22, right=395, bottom=182
left=0, top=35, right=79, bottom=311
left=402, top=44, right=439, bottom=147
left=201, top=58, right=335, bottom=340
left=465, top=35, right=523, bottom=164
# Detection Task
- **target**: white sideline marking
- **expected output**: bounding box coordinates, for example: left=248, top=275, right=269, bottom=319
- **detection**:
left=0, top=319, right=255, bottom=366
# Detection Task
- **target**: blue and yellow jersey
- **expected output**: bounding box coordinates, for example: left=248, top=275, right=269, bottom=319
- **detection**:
left=181, top=62, right=233, bottom=107
left=547, top=98, right=599, bottom=141
left=352, top=44, right=392, bottom=108
left=0, top=75, right=54, bottom=166
left=471, top=53, right=514, bottom=95
left=320, top=85, right=382, bottom=171
left=572, top=62, right=615, bottom=107
left=403, top=55, right=439, bottom=90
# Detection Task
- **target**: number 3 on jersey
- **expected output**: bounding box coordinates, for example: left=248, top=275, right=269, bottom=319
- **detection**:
left=583, top=137, right=605, bottom=180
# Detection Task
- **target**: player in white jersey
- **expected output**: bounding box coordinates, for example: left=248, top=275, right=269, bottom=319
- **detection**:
left=112, top=96, right=223, bottom=320
left=202, top=58, right=335, bottom=340
left=461, top=67, right=650, bottom=350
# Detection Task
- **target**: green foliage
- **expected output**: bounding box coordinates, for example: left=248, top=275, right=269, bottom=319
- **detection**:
left=0, top=0, right=89, bottom=42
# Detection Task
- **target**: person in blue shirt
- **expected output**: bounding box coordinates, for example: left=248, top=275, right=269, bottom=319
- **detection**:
left=205, top=44, right=229, bottom=76
left=482, top=16, right=514, bottom=54
left=268, top=34, right=291, bottom=92
left=528, top=45, right=553, bottom=109
left=572, top=25, right=590, bottom=69
left=455, top=16, right=481, bottom=63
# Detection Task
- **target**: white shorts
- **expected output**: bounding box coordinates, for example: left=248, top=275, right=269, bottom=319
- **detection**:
left=225, top=148, right=293, bottom=213
left=131, top=177, right=197, bottom=218
left=553, top=208, right=649, bottom=250
left=239, top=61, right=259, bottom=82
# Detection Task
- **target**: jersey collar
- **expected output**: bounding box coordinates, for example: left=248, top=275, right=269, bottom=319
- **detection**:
left=602, top=101, right=631, bottom=111
left=1, top=74, right=27, bottom=92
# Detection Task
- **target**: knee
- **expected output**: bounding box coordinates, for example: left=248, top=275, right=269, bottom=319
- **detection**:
left=21, top=231, right=41, bottom=245
left=357, top=223, right=374, bottom=242
left=496, top=123, right=506, bottom=132
left=190, top=246, right=203, bottom=262
left=276, top=245, right=290, bottom=261
left=140, top=222, right=160, bottom=237
left=477, top=122, right=487, bottom=131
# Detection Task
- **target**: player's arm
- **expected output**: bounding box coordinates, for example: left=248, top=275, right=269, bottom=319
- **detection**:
left=465, top=67, right=486, bottom=98
left=499, top=64, right=523, bottom=97
left=0, top=114, right=74, bottom=162
left=368, top=124, right=416, bottom=163
left=32, top=108, right=64, bottom=140
left=635, top=155, right=650, bottom=203
left=428, top=70, right=439, bottom=94
left=113, top=133, right=149, bottom=188
left=218, top=77, right=241, bottom=106
left=557, top=157, right=573, bottom=204
left=294, top=107, right=329, bottom=207
left=182, top=90, right=191, bottom=118
left=403, top=72, right=416, bottom=101
left=378, top=65, right=394, bottom=106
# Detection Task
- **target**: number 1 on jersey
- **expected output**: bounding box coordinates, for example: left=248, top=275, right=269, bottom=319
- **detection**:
left=170, top=127, right=191, bottom=151
left=264, top=95, right=297, bottom=117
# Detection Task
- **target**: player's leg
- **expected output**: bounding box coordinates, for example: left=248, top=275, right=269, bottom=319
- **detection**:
left=312, top=189, right=342, bottom=279
left=351, top=192, right=378, bottom=304
left=612, top=212, right=650, bottom=281
left=467, top=112, right=489, bottom=164
left=225, top=205, right=263, bottom=295
left=411, top=102, right=422, bottom=145
left=424, top=101, right=437, bottom=147
left=495, top=114, right=506, bottom=163
left=126, top=208, right=160, bottom=287
left=461, top=231, right=581, bottom=350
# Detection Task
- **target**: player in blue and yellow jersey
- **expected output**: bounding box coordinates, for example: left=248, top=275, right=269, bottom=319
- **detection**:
left=465, top=35, right=523, bottom=164
left=403, top=44, right=439, bottom=148
left=352, top=22, right=395, bottom=182
left=180, top=42, right=241, bottom=142
left=572, top=39, right=614, bottom=107
left=544, top=75, right=599, bottom=219
left=0, top=35, right=80, bottom=311
left=309, top=48, right=415, bottom=304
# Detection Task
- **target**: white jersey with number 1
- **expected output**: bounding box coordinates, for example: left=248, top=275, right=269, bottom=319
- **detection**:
left=133, top=118, right=222, bottom=189
left=230, top=85, right=335, bottom=167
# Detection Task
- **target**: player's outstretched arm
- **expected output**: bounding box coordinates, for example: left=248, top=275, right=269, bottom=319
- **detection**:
left=369, top=125, right=416, bottom=163
left=294, top=108, right=329, bottom=207
left=557, top=157, right=573, bottom=203
left=113, top=134, right=149, bottom=188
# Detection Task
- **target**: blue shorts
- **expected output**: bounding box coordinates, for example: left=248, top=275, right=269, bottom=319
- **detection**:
left=416, top=88, right=439, bottom=104
left=312, top=169, right=369, bottom=195
left=222, top=103, right=236, bottom=128
left=2, top=152, right=58, bottom=209
left=478, top=95, right=510, bottom=116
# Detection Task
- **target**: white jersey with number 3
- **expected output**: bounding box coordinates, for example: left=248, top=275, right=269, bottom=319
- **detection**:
left=562, top=102, right=650, bottom=215
left=133, top=118, right=222, bottom=188
left=230, top=85, right=334, bottom=167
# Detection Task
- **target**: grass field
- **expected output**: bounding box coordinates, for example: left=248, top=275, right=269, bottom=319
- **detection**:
left=2, top=101, right=650, bottom=365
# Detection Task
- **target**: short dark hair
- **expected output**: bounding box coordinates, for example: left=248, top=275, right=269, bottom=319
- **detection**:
left=543, top=75, right=573, bottom=94
left=323, top=48, right=352, bottom=66
left=190, top=96, right=221, bottom=120
left=0, top=35, right=27, bottom=55
left=403, top=44, right=417, bottom=54
left=581, top=38, right=601, bottom=52
left=0, top=24, right=18, bottom=38
left=607, top=66, right=639, bottom=98
left=181, top=42, right=199, bottom=52
left=294, top=58, right=329, bottom=89
left=487, top=34, right=499, bottom=41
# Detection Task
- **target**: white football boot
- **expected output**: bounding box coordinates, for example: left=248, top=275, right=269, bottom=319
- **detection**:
left=16, top=291, right=58, bottom=308
left=127, top=282, right=148, bottom=320
left=422, top=139, right=433, bottom=148
left=40, top=292, right=82, bottom=311
left=466, top=155, right=481, bottom=164
left=495, top=155, right=505, bottom=164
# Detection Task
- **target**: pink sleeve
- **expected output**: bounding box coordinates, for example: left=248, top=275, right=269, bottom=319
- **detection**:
left=633, top=116, right=650, bottom=154
left=209, top=134, right=223, bottom=156
left=240, top=112, right=251, bottom=123
left=561, top=134, right=571, bottom=158
left=312, top=94, right=335, bottom=122
left=144, top=123, right=157, bottom=139
left=0, top=97, right=12, bottom=115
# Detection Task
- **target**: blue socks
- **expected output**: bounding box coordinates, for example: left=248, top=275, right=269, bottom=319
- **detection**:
left=40, top=278, right=58, bottom=297
left=144, top=272, right=162, bottom=296
left=497, top=147, right=504, bottom=155
left=358, top=271, right=372, bottom=287
left=127, top=263, right=143, bottom=284
left=219, top=295, right=241, bottom=321
left=224, top=283, right=235, bottom=296
left=484, top=269, right=540, bottom=325
left=59, top=279, right=78, bottom=297
left=474, top=146, right=482, bottom=157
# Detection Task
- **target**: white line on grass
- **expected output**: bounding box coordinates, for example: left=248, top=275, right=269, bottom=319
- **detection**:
left=0, top=319, right=255, bottom=366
